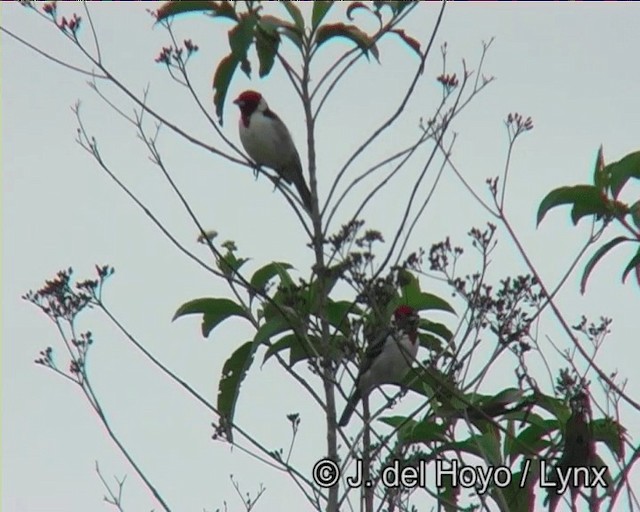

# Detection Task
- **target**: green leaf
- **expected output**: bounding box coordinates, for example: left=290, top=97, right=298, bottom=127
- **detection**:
left=399, top=269, right=421, bottom=303
left=509, top=419, right=558, bottom=458
left=212, top=53, right=238, bottom=124
left=449, top=433, right=503, bottom=467
left=420, top=320, right=453, bottom=342
left=630, top=200, right=640, bottom=229
left=591, top=417, right=626, bottom=460
left=228, top=15, right=257, bottom=68
left=580, top=236, right=630, bottom=294
left=262, top=333, right=296, bottom=364
left=274, top=262, right=295, bottom=288
left=537, top=185, right=605, bottom=226
left=217, top=249, right=249, bottom=278
left=311, top=1, right=333, bottom=29
left=290, top=335, right=324, bottom=366
left=325, top=299, right=357, bottom=336
left=418, top=333, right=444, bottom=352
left=263, top=332, right=326, bottom=367
left=282, top=2, right=305, bottom=31
left=307, top=266, right=342, bottom=313
left=592, top=145, right=606, bottom=190
left=253, top=317, right=292, bottom=347
left=535, top=394, right=571, bottom=423
left=571, top=195, right=611, bottom=225
left=156, top=1, right=232, bottom=22
left=380, top=416, right=447, bottom=444
left=173, top=297, right=247, bottom=337
left=606, top=151, right=640, bottom=198
left=259, top=14, right=301, bottom=48
left=217, top=341, right=254, bottom=442
left=500, top=463, right=538, bottom=512
left=250, top=261, right=293, bottom=294
left=622, top=246, right=640, bottom=284
left=412, top=292, right=456, bottom=315
left=391, top=29, right=421, bottom=57
left=255, top=21, right=280, bottom=77
left=390, top=0, right=412, bottom=15
left=315, top=23, right=379, bottom=61
left=403, top=419, right=448, bottom=444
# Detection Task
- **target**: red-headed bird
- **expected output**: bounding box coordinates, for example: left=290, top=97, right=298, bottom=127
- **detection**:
left=339, top=305, right=420, bottom=427
left=233, top=90, right=312, bottom=212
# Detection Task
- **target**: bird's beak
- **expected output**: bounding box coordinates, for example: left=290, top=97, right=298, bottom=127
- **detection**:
left=233, top=98, right=243, bottom=106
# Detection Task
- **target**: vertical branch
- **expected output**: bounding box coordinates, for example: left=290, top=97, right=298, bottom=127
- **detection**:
left=299, top=28, right=339, bottom=512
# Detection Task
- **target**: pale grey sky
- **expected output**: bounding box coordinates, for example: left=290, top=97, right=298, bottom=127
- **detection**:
left=3, top=2, right=640, bottom=511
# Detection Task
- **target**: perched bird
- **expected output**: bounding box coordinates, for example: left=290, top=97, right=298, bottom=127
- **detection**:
left=233, top=90, right=312, bottom=212
left=339, top=305, right=420, bottom=427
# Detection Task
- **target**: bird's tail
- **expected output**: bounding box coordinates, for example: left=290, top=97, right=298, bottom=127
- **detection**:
left=292, top=175, right=313, bottom=213
left=338, top=389, right=361, bottom=427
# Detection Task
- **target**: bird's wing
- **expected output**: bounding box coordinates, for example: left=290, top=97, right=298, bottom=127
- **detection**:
left=358, top=326, right=395, bottom=377
left=263, top=108, right=303, bottom=175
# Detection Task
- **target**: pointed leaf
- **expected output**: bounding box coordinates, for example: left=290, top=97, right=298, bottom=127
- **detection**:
left=418, top=333, right=443, bottom=352
left=253, top=317, right=292, bottom=347
left=420, top=320, right=453, bottom=342
left=282, top=2, right=304, bottom=31
left=217, top=250, right=249, bottom=277
left=315, top=23, right=379, bottom=61
left=173, top=298, right=247, bottom=337
left=622, top=246, right=640, bottom=284
left=509, top=419, right=558, bottom=458
left=449, top=433, right=503, bottom=467
left=262, top=333, right=296, bottom=365
left=311, top=1, right=333, bottom=29
left=308, top=266, right=342, bottom=313
left=606, top=151, right=640, bottom=199
left=229, top=15, right=257, bottom=64
left=570, top=194, right=611, bottom=225
left=399, top=269, right=421, bottom=303
left=593, top=145, right=606, bottom=190
left=259, top=14, right=301, bottom=48
left=591, top=417, right=626, bottom=460
left=380, top=416, right=447, bottom=444
left=255, top=21, right=280, bottom=77
left=217, top=341, right=254, bottom=441
left=250, top=262, right=293, bottom=294
left=213, top=53, right=238, bottom=124
left=630, top=200, right=640, bottom=229
left=537, top=185, right=603, bottom=226
left=535, top=394, right=571, bottom=423
left=325, top=299, right=357, bottom=336
left=290, top=334, right=323, bottom=366
left=413, top=292, right=456, bottom=315
left=274, top=262, right=295, bottom=288
left=391, top=29, right=421, bottom=57
left=156, top=1, right=234, bottom=22
left=580, top=236, right=630, bottom=294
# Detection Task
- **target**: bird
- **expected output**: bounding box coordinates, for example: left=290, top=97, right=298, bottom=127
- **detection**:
left=338, top=305, right=420, bottom=427
left=233, top=90, right=312, bottom=212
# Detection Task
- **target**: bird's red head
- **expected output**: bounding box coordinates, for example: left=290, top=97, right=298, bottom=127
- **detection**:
left=233, top=90, right=263, bottom=117
left=394, top=305, right=416, bottom=320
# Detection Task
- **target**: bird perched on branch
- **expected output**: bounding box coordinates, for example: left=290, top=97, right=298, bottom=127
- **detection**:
left=339, top=305, right=420, bottom=427
left=233, top=90, right=312, bottom=212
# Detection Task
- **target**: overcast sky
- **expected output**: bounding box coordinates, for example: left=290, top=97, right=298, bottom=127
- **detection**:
left=3, top=2, right=640, bottom=511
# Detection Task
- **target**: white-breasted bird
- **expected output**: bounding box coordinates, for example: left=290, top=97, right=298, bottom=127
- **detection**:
left=339, top=305, right=420, bottom=427
left=233, top=90, right=312, bottom=212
